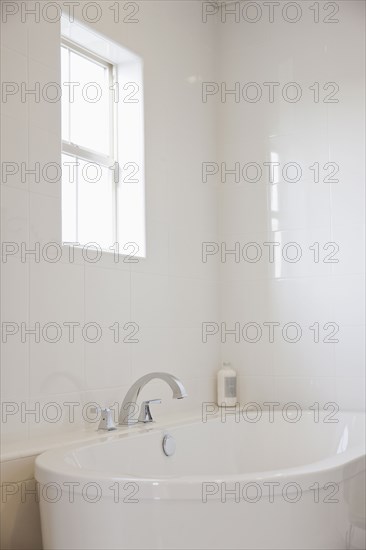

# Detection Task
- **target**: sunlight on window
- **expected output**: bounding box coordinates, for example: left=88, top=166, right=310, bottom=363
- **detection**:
left=60, top=17, right=146, bottom=257
left=61, top=41, right=115, bottom=249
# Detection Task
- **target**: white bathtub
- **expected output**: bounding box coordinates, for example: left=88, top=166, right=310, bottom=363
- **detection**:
left=35, top=410, right=365, bottom=550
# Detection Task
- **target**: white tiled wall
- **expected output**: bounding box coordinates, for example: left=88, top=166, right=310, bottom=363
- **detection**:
left=0, top=1, right=220, bottom=450
left=1, top=0, right=364, bottom=438
left=217, top=0, right=365, bottom=410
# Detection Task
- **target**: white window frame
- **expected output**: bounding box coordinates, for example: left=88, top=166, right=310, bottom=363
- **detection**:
left=61, top=38, right=119, bottom=246
left=61, top=15, right=146, bottom=258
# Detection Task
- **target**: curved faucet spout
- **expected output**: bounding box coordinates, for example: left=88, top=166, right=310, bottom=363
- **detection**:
left=118, top=372, right=187, bottom=426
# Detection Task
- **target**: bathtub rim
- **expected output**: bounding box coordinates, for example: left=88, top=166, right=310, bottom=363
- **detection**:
left=35, top=410, right=366, bottom=497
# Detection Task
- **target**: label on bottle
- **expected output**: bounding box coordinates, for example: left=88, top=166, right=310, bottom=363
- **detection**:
left=225, top=377, right=236, bottom=398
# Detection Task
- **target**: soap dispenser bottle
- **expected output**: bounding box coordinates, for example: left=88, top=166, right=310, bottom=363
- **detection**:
left=217, top=362, right=237, bottom=407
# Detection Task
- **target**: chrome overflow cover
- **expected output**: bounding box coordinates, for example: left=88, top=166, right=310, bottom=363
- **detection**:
left=162, top=434, right=176, bottom=457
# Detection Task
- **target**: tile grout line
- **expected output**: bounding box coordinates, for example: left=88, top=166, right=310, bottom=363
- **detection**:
left=26, top=21, right=31, bottom=440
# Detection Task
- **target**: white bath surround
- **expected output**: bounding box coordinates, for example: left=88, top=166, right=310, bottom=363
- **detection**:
left=36, top=411, right=365, bottom=549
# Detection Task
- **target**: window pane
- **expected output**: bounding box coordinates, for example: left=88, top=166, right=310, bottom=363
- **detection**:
left=61, top=47, right=70, bottom=142
left=69, top=51, right=110, bottom=155
left=77, top=159, right=114, bottom=249
left=61, top=154, right=77, bottom=243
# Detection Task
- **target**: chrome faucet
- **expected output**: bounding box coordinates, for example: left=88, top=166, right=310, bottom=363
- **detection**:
left=118, top=372, right=187, bottom=426
left=91, top=406, right=117, bottom=431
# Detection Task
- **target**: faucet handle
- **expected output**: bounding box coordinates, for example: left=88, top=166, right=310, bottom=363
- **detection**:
left=92, top=406, right=117, bottom=431
left=138, top=399, right=162, bottom=423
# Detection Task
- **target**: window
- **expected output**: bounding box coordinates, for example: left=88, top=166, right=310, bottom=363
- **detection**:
left=61, top=40, right=116, bottom=250
left=61, top=17, right=146, bottom=257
